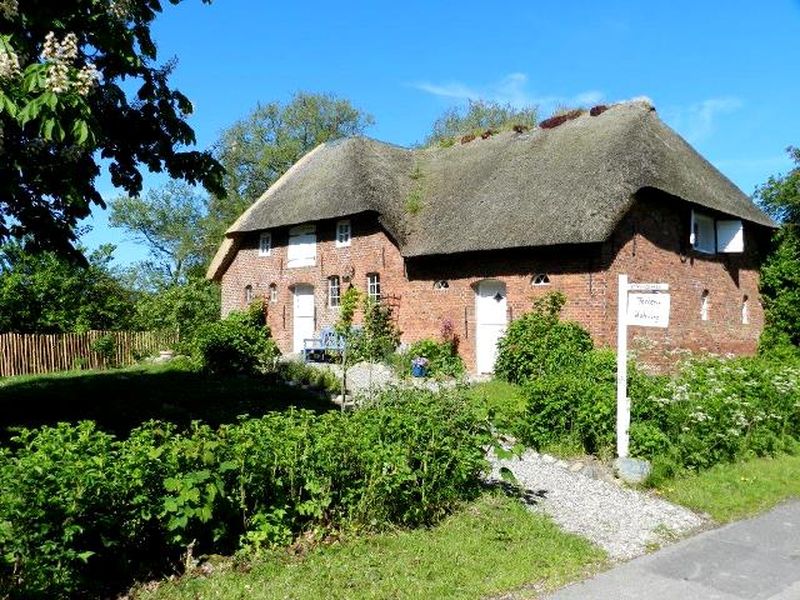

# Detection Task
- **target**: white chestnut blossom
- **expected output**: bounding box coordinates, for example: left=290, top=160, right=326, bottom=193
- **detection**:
left=40, top=32, right=98, bottom=96
left=109, top=0, right=132, bottom=21
left=74, top=62, right=100, bottom=96
left=0, top=42, right=20, bottom=80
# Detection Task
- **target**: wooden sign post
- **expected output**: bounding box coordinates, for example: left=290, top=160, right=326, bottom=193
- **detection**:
left=617, top=275, right=670, bottom=458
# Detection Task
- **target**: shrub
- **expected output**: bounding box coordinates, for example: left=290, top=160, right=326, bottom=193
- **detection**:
left=90, top=334, right=116, bottom=368
left=494, top=292, right=593, bottom=384
left=400, top=338, right=466, bottom=378
left=351, top=299, right=401, bottom=362
left=0, top=388, right=491, bottom=598
left=640, top=356, right=800, bottom=470
left=191, top=302, right=278, bottom=375
left=277, top=360, right=341, bottom=393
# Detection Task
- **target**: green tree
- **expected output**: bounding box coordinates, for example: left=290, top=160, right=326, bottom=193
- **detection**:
left=0, top=241, right=135, bottom=333
left=0, top=1, right=223, bottom=261
left=132, top=277, right=220, bottom=342
left=206, top=92, right=374, bottom=251
left=110, top=181, right=209, bottom=286
left=425, top=99, right=538, bottom=146
left=758, top=147, right=800, bottom=349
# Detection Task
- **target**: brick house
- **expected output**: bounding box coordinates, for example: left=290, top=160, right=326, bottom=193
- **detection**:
left=208, top=101, right=775, bottom=372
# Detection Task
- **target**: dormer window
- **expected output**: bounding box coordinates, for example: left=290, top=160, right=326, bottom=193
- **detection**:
left=336, top=220, right=352, bottom=248
left=258, top=232, right=272, bottom=256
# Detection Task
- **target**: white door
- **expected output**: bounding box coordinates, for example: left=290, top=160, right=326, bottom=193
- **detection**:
left=475, top=280, right=508, bottom=374
left=293, top=285, right=315, bottom=352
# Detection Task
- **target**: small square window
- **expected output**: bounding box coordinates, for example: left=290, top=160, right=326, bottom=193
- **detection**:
left=336, top=220, right=352, bottom=248
left=366, top=273, right=381, bottom=302
left=259, top=232, right=272, bottom=257
left=328, top=276, right=341, bottom=308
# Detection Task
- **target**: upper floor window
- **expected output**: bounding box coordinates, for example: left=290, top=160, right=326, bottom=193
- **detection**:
left=691, top=211, right=716, bottom=254
left=269, top=283, right=278, bottom=304
left=367, top=273, right=381, bottom=302
left=433, top=280, right=449, bottom=290
left=336, top=220, right=352, bottom=248
left=258, top=232, right=272, bottom=256
left=531, top=273, right=550, bottom=286
left=244, top=284, right=254, bottom=305
left=691, top=210, right=745, bottom=254
left=287, top=224, right=316, bottom=268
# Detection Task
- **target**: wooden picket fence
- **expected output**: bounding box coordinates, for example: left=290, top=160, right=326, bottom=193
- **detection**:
left=0, top=330, right=179, bottom=378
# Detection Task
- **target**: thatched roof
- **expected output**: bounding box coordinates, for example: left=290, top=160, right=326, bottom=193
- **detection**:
left=209, top=100, right=774, bottom=280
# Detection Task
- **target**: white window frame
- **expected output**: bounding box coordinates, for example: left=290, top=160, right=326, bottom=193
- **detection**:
left=531, top=273, right=551, bottom=286
left=244, top=285, right=254, bottom=304
left=258, top=232, right=272, bottom=257
left=742, top=296, right=749, bottom=325
left=336, top=220, right=352, bottom=248
left=269, top=284, right=277, bottom=304
left=366, top=273, right=381, bottom=302
left=328, top=276, right=341, bottom=308
left=287, top=224, right=317, bottom=268
left=691, top=210, right=716, bottom=254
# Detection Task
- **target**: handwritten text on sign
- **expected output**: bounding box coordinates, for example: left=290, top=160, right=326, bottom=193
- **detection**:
left=627, top=293, right=670, bottom=328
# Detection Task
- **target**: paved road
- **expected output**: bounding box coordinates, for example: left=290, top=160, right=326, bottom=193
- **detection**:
left=547, top=501, right=800, bottom=600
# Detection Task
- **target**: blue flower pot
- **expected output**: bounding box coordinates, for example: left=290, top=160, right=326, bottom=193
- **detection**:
left=411, top=364, right=427, bottom=378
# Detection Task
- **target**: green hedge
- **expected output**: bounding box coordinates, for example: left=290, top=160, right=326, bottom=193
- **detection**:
left=0, top=389, right=491, bottom=599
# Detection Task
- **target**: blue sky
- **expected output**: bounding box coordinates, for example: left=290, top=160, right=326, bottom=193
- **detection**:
left=83, top=0, right=800, bottom=264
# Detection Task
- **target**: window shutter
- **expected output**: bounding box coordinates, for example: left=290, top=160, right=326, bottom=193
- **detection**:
left=288, top=225, right=317, bottom=267
left=716, top=220, right=744, bottom=253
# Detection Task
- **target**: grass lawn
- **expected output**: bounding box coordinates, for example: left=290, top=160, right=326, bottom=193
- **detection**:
left=0, top=362, right=332, bottom=441
left=657, top=452, right=800, bottom=523
left=134, top=494, right=606, bottom=600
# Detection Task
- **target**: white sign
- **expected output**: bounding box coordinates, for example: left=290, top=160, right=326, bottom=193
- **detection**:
left=627, top=283, right=669, bottom=292
left=627, top=293, right=671, bottom=328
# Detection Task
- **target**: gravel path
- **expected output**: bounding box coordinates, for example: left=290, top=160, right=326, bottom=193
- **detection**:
left=309, top=361, right=463, bottom=398
left=488, top=449, right=707, bottom=560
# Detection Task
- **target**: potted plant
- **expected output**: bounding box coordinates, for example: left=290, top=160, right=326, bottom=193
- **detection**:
left=411, top=356, right=429, bottom=378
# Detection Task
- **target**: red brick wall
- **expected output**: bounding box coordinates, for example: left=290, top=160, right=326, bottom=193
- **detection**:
left=220, top=193, right=768, bottom=372
left=602, top=191, right=767, bottom=370
left=220, top=212, right=405, bottom=352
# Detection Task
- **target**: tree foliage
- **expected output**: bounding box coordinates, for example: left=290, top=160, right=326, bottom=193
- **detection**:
left=0, top=0, right=223, bottom=260
left=425, top=99, right=538, bottom=146
left=0, top=241, right=135, bottom=333
left=758, top=147, right=800, bottom=349
left=132, top=276, right=220, bottom=342
left=206, top=92, right=374, bottom=246
left=110, top=181, right=209, bottom=286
